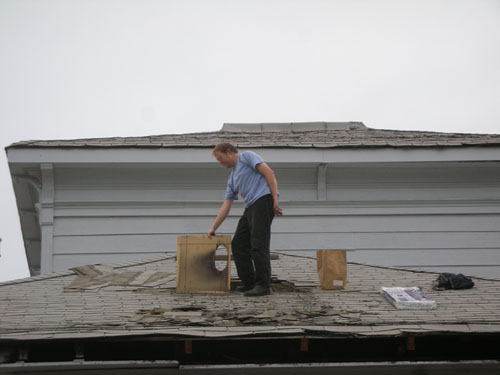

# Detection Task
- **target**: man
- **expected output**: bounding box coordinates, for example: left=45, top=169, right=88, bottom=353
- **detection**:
left=207, top=142, right=282, bottom=296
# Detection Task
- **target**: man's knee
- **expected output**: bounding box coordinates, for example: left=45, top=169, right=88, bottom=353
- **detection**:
left=250, top=235, right=271, bottom=252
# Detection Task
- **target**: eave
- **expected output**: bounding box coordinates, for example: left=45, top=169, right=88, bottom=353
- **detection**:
left=6, top=145, right=500, bottom=165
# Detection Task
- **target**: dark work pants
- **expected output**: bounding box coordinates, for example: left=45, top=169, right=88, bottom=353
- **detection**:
left=231, top=194, right=275, bottom=288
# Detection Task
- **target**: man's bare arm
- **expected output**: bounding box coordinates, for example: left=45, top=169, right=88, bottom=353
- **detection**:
left=207, top=199, right=234, bottom=238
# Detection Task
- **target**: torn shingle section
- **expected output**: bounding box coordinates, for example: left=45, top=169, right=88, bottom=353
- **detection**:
left=6, top=122, right=500, bottom=149
left=64, top=264, right=176, bottom=292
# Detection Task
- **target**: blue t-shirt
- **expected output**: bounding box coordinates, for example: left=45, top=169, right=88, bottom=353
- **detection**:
left=225, top=151, right=271, bottom=208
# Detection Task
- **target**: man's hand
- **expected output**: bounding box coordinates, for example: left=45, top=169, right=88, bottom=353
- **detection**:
left=206, top=228, right=216, bottom=239
left=274, top=200, right=283, bottom=216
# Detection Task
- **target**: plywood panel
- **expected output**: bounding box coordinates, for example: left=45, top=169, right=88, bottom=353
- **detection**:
left=176, top=235, right=231, bottom=294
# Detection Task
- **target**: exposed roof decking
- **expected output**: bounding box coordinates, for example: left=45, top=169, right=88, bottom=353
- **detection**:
left=1, top=253, right=499, bottom=342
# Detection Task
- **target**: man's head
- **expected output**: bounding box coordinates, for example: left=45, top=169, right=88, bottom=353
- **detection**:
left=213, top=142, right=238, bottom=168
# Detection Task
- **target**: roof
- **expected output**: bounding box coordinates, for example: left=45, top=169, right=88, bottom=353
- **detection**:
left=1, top=252, right=499, bottom=342
left=6, top=122, right=500, bottom=150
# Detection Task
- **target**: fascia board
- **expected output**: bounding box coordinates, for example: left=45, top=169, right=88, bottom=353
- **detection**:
left=6, top=146, right=500, bottom=164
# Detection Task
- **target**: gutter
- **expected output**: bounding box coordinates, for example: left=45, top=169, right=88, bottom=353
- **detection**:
left=0, top=360, right=179, bottom=372
left=0, top=360, right=499, bottom=374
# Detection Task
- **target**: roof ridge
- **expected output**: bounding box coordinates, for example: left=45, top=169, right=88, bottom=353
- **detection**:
left=222, top=122, right=367, bottom=132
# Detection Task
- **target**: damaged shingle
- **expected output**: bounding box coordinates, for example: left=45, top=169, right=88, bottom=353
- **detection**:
left=127, top=304, right=366, bottom=327
left=64, top=265, right=176, bottom=292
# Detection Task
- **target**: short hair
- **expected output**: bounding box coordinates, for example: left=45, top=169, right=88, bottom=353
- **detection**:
left=213, top=142, right=238, bottom=155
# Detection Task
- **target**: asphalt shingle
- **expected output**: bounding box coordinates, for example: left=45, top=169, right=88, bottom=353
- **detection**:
left=1, top=252, right=500, bottom=341
left=6, top=122, right=500, bottom=149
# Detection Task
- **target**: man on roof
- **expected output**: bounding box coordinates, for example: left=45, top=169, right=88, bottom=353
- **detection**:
left=207, top=142, right=282, bottom=296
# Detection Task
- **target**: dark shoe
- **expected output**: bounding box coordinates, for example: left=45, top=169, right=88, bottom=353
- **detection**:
left=244, top=284, right=271, bottom=297
left=235, top=284, right=254, bottom=293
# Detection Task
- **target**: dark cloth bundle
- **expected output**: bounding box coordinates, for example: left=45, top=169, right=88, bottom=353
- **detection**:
left=433, top=272, right=474, bottom=290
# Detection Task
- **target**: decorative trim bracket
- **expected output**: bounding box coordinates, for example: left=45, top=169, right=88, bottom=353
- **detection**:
left=39, top=163, right=55, bottom=274
left=317, top=163, right=328, bottom=201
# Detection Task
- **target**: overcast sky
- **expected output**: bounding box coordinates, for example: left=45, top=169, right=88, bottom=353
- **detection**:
left=1, top=0, right=499, bottom=282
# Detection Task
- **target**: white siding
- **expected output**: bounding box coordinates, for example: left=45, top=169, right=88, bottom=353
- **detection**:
left=45, top=161, right=500, bottom=278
